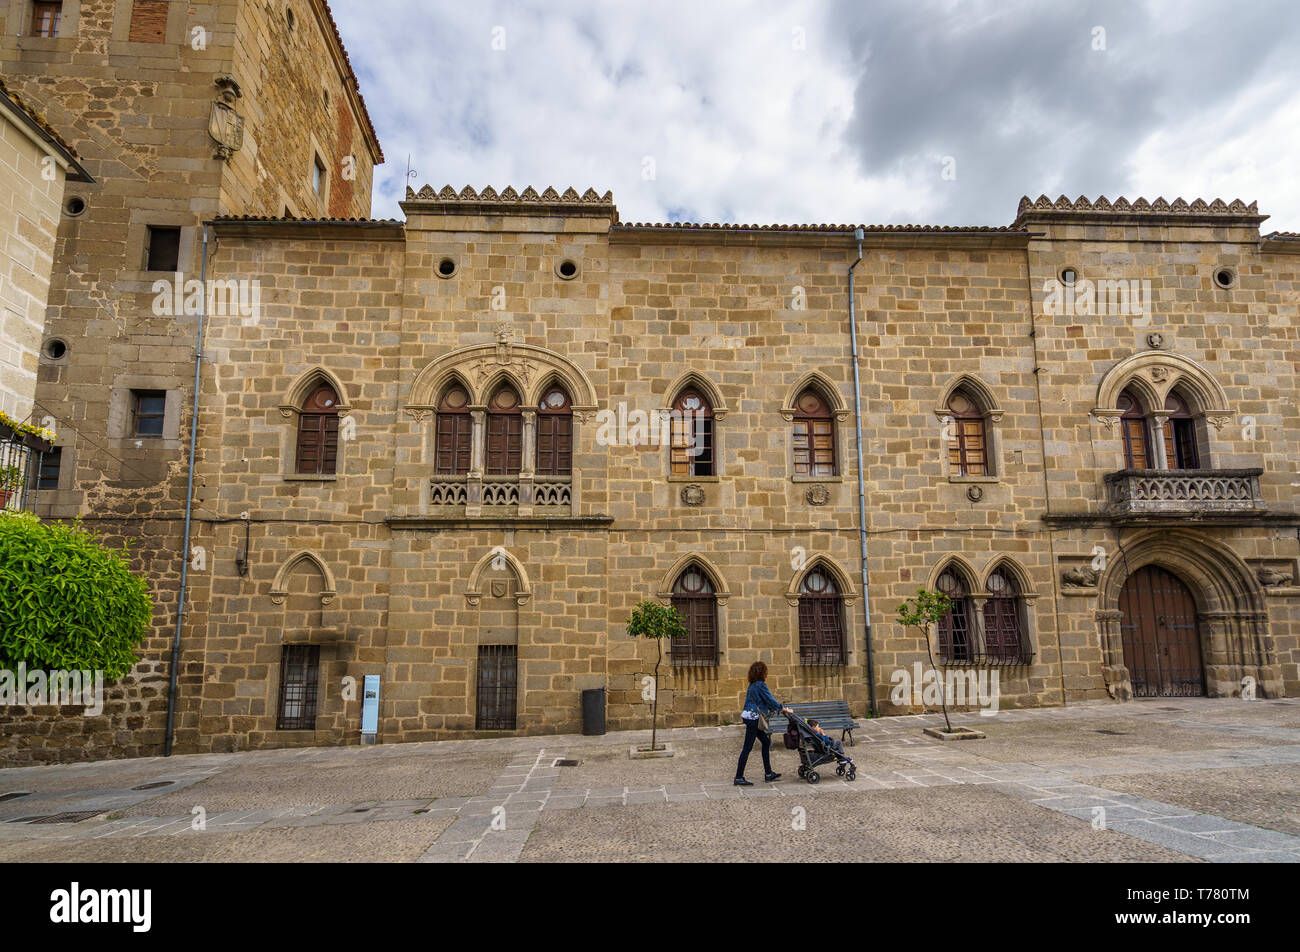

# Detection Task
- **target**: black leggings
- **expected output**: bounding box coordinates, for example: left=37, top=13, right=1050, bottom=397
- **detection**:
left=735, top=719, right=772, bottom=779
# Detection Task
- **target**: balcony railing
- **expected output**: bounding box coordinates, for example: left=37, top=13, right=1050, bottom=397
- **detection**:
left=428, top=474, right=572, bottom=514
left=1103, top=468, right=1266, bottom=516
left=0, top=425, right=53, bottom=514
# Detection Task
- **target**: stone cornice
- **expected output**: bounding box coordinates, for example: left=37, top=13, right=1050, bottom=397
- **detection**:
left=1015, top=194, right=1267, bottom=229
left=401, top=185, right=618, bottom=220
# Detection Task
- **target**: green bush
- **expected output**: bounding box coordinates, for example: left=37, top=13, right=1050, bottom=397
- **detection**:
left=0, top=513, right=153, bottom=679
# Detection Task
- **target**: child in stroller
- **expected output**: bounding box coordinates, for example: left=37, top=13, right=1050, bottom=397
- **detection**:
left=782, top=710, right=856, bottom=784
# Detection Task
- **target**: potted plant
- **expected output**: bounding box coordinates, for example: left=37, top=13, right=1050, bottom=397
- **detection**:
left=0, top=465, right=22, bottom=509
left=897, top=587, right=986, bottom=740
left=625, top=599, right=688, bottom=757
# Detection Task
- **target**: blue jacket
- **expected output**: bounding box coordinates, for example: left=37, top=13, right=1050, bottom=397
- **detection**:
left=742, top=680, right=782, bottom=719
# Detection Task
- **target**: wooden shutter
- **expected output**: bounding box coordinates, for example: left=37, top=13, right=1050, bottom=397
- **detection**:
left=435, top=413, right=471, bottom=475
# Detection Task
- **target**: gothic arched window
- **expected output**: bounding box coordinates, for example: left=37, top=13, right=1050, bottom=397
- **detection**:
left=670, top=388, right=714, bottom=477
left=1162, top=389, right=1200, bottom=470
left=536, top=386, right=573, bottom=477
left=936, top=566, right=974, bottom=664
left=798, top=566, right=846, bottom=665
left=295, top=383, right=340, bottom=475
left=792, top=387, right=836, bottom=477
left=670, top=564, right=718, bottom=666
left=1118, top=388, right=1149, bottom=469
left=486, top=384, right=523, bottom=476
left=435, top=384, right=472, bottom=475
left=946, top=388, right=988, bottom=477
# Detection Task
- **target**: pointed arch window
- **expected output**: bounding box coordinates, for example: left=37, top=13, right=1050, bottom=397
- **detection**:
left=295, top=383, right=340, bottom=475
left=935, top=567, right=974, bottom=664
left=1118, top=388, right=1150, bottom=469
left=670, top=388, right=713, bottom=477
left=486, top=384, right=523, bottom=476
left=792, top=387, right=836, bottom=477
left=983, top=567, right=1029, bottom=664
left=435, top=384, right=472, bottom=475
left=798, top=567, right=846, bottom=665
left=946, top=388, right=987, bottom=477
left=1161, top=390, right=1200, bottom=470
left=670, top=565, right=718, bottom=666
left=536, top=386, right=573, bottom=476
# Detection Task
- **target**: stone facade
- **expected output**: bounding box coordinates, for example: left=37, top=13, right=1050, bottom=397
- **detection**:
left=0, top=0, right=379, bottom=761
left=0, top=78, right=87, bottom=419
left=2, top=10, right=1297, bottom=767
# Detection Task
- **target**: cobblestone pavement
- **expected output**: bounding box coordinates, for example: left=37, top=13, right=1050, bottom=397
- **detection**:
left=1, top=698, right=1297, bottom=862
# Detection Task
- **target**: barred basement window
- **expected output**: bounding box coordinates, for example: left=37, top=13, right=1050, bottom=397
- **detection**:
left=936, top=567, right=974, bottom=663
left=535, top=386, right=572, bottom=476
left=295, top=383, right=340, bottom=475
left=277, top=645, right=320, bottom=730
left=670, top=565, right=718, bottom=666
left=945, top=388, right=987, bottom=477
left=485, top=384, right=523, bottom=476
left=476, top=645, right=517, bottom=730
left=670, top=388, right=713, bottom=477
left=797, top=567, right=845, bottom=665
left=982, top=567, right=1029, bottom=664
left=792, top=387, right=836, bottom=477
left=434, top=385, right=472, bottom=475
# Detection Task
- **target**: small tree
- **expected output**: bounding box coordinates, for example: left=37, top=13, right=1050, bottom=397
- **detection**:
left=0, top=513, right=153, bottom=679
left=896, top=587, right=955, bottom=732
left=625, top=599, right=687, bottom=751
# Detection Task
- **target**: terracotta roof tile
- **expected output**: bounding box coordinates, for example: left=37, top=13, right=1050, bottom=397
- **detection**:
left=0, top=75, right=79, bottom=158
left=317, top=0, right=383, bottom=163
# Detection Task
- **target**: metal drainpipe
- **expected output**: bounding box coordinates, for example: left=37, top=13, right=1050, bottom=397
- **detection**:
left=848, top=228, right=877, bottom=715
left=164, top=223, right=209, bottom=756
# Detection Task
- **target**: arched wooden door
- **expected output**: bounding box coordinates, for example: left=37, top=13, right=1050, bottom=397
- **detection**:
left=1118, top=565, right=1205, bottom=697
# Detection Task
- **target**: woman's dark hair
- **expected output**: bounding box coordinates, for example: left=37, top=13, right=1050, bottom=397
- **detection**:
left=747, top=661, right=767, bottom=684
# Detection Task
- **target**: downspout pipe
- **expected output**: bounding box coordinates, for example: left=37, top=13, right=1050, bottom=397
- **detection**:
left=848, top=228, right=877, bottom=716
left=164, top=224, right=209, bottom=756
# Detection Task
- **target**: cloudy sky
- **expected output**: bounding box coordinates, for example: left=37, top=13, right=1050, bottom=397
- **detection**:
left=331, top=0, right=1300, bottom=230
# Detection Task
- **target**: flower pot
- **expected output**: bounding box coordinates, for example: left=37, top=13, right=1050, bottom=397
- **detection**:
left=22, top=433, right=52, bottom=453
left=0, top=490, right=12, bottom=510
left=0, top=422, right=13, bottom=442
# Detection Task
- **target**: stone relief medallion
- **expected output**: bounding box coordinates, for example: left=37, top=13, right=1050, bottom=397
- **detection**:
left=805, top=484, right=830, bottom=506
left=1146, top=332, right=1164, bottom=349
left=1149, top=366, right=1169, bottom=382
left=491, top=580, right=508, bottom=598
left=966, top=485, right=983, bottom=502
left=680, top=484, right=705, bottom=506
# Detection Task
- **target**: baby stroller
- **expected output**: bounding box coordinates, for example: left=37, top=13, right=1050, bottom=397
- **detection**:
left=782, top=710, right=856, bottom=784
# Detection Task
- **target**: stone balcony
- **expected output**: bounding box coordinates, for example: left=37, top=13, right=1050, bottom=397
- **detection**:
left=1103, top=468, right=1267, bottom=516
left=428, top=473, right=572, bottom=516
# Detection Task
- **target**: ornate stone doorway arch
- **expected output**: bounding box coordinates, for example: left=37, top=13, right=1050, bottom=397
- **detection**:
left=1095, top=529, right=1278, bottom=700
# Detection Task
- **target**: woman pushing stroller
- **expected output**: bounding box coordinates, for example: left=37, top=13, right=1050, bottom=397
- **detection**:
left=734, top=661, right=793, bottom=786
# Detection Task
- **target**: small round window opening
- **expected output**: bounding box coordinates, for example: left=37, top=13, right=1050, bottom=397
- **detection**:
left=556, top=259, right=579, bottom=280
left=64, top=196, right=87, bottom=217
left=1060, top=268, right=1078, bottom=286
left=44, top=339, right=67, bottom=360
left=436, top=257, right=458, bottom=279
left=1213, top=267, right=1236, bottom=290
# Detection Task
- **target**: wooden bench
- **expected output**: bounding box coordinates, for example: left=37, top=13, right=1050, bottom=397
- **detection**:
left=766, top=700, right=861, bottom=746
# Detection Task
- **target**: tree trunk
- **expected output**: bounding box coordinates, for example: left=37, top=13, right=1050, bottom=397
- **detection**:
left=923, top=625, right=953, bottom=732
left=651, top=639, right=662, bottom=750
